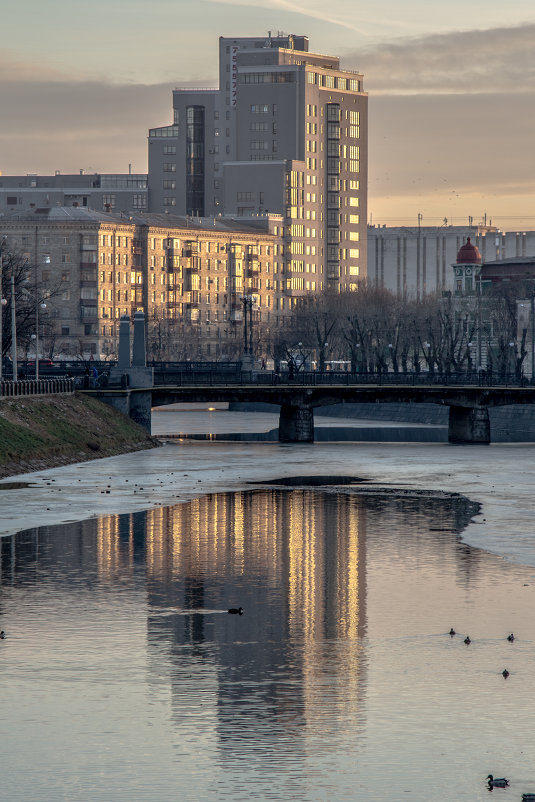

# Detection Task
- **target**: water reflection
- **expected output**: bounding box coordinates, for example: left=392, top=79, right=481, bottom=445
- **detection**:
left=2, top=488, right=519, bottom=802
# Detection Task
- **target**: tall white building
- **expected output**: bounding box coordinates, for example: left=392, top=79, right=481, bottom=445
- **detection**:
left=148, top=33, right=368, bottom=298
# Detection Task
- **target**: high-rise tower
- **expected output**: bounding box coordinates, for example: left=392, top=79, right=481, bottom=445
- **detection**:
left=148, top=33, right=367, bottom=295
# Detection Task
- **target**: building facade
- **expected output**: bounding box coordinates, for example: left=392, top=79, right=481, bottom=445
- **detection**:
left=148, top=33, right=368, bottom=296
left=368, top=224, right=535, bottom=299
left=1, top=207, right=283, bottom=361
left=0, top=172, right=148, bottom=215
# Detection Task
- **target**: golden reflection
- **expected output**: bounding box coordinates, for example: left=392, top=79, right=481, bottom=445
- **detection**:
left=96, top=490, right=368, bottom=730
left=97, top=514, right=134, bottom=579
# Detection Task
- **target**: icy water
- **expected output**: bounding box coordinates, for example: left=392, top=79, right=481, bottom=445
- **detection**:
left=2, top=406, right=535, bottom=801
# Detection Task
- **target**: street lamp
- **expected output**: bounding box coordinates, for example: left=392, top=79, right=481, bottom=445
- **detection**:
left=0, top=237, right=6, bottom=381
left=240, top=295, right=254, bottom=356
left=34, top=302, right=47, bottom=380
left=10, top=271, right=17, bottom=383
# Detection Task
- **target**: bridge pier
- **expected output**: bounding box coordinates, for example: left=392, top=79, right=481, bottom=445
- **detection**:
left=278, top=404, right=314, bottom=443
left=129, top=390, right=153, bottom=431
left=448, top=405, right=490, bottom=444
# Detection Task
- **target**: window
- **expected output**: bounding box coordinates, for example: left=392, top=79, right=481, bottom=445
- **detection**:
left=163, top=145, right=176, bottom=154
left=250, top=104, right=270, bottom=113
left=164, top=197, right=177, bottom=206
left=250, top=140, right=268, bottom=150
left=102, top=194, right=115, bottom=208
left=163, top=163, right=176, bottom=172
left=132, top=194, right=146, bottom=208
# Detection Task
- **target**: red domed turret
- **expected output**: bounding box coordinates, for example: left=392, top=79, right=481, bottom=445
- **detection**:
left=456, top=237, right=481, bottom=265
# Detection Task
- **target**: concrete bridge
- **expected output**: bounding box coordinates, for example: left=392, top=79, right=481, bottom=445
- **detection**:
left=87, top=380, right=535, bottom=444
left=82, top=312, right=535, bottom=444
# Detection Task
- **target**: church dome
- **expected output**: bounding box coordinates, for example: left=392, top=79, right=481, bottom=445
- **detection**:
left=456, top=237, right=482, bottom=264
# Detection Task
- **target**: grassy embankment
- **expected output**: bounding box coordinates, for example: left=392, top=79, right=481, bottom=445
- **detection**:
left=0, top=393, right=159, bottom=478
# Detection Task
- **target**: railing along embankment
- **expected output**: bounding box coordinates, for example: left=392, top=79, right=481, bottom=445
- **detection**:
left=0, top=378, right=75, bottom=398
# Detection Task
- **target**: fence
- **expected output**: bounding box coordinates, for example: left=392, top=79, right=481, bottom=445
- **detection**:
left=0, top=378, right=75, bottom=398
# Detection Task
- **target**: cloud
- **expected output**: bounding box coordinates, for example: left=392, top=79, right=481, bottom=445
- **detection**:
left=202, top=0, right=419, bottom=38
left=348, top=23, right=535, bottom=94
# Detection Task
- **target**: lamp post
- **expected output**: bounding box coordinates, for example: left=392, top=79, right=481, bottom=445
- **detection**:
left=10, top=272, right=17, bottom=383
left=0, top=237, right=6, bottom=381
left=531, top=296, right=535, bottom=381
left=0, top=249, right=3, bottom=382
left=240, top=295, right=253, bottom=356
left=34, top=302, right=47, bottom=380
left=241, top=295, right=248, bottom=355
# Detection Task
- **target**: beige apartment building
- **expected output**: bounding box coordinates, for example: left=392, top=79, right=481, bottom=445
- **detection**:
left=148, top=33, right=368, bottom=298
left=1, top=207, right=282, bottom=361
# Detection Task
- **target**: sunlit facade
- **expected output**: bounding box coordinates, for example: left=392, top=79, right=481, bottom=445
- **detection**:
left=1, top=207, right=283, bottom=360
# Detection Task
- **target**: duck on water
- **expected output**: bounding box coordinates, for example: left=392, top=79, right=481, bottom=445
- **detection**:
left=487, top=775, right=509, bottom=788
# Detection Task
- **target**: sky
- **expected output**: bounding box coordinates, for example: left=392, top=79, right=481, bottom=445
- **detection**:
left=2, top=0, right=535, bottom=230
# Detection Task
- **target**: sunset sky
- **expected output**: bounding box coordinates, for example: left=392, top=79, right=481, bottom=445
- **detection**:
left=2, top=0, right=535, bottom=230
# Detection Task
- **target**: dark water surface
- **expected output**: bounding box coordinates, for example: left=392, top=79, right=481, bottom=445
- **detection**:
left=1, top=488, right=535, bottom=801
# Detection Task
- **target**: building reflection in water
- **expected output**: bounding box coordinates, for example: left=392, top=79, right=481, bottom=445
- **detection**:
left=0, top=488, right=479, bottom=772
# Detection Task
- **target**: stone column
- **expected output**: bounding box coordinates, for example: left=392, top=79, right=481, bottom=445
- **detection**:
left=132, top=311, right=147, bottom=367
left=117, top=315, right=131, bottom=370
left=448, top=405, right=490, bottom=444
left=278, top=404, right=314, bottom=443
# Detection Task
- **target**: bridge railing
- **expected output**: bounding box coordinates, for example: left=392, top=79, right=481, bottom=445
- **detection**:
left=151, top=370, right=535, bottom=388
left=0, top=378, right=75, bottom=398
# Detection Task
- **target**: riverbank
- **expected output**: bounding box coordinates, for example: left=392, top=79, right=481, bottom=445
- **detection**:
left=0, top=394, right=159, bottom=478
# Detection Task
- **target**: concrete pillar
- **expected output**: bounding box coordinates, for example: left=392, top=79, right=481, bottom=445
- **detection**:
left=132, top=311, right=146, bottom=367
left=278, top=404, right=314, bottom=443
left=448, top=405, right=490, bottom=444
left=117, top=315, right=131, bottom=370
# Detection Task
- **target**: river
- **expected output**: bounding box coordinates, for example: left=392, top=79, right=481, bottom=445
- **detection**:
left=1, top=405, right=535, bottom=801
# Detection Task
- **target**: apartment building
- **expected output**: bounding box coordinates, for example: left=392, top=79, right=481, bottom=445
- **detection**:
left=148, top=33, right=368, bottom=297
left=0, top=172, right=148, bottom=215
left=1, top=207, right=281, bottom=361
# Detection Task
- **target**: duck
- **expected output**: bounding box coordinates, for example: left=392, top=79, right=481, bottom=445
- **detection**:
left=507, top=633, right=515, bottom=642
left=502, top=669, right=510, bottom=678
left=464, top=636, right=471, bottom=645
left=228, top=607, right=243, bottom=615
left=487, top=775, right=509, bottom=788
left=0, top=631, right=5, bottom=639
left=449, top=628, right=456, bottom=636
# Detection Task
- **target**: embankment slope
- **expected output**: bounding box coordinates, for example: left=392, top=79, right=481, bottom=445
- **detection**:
left=0, top=394, right=159, bottom=478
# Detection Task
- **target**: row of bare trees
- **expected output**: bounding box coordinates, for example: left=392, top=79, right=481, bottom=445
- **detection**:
left=272, top=281, right=535, bottom=378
